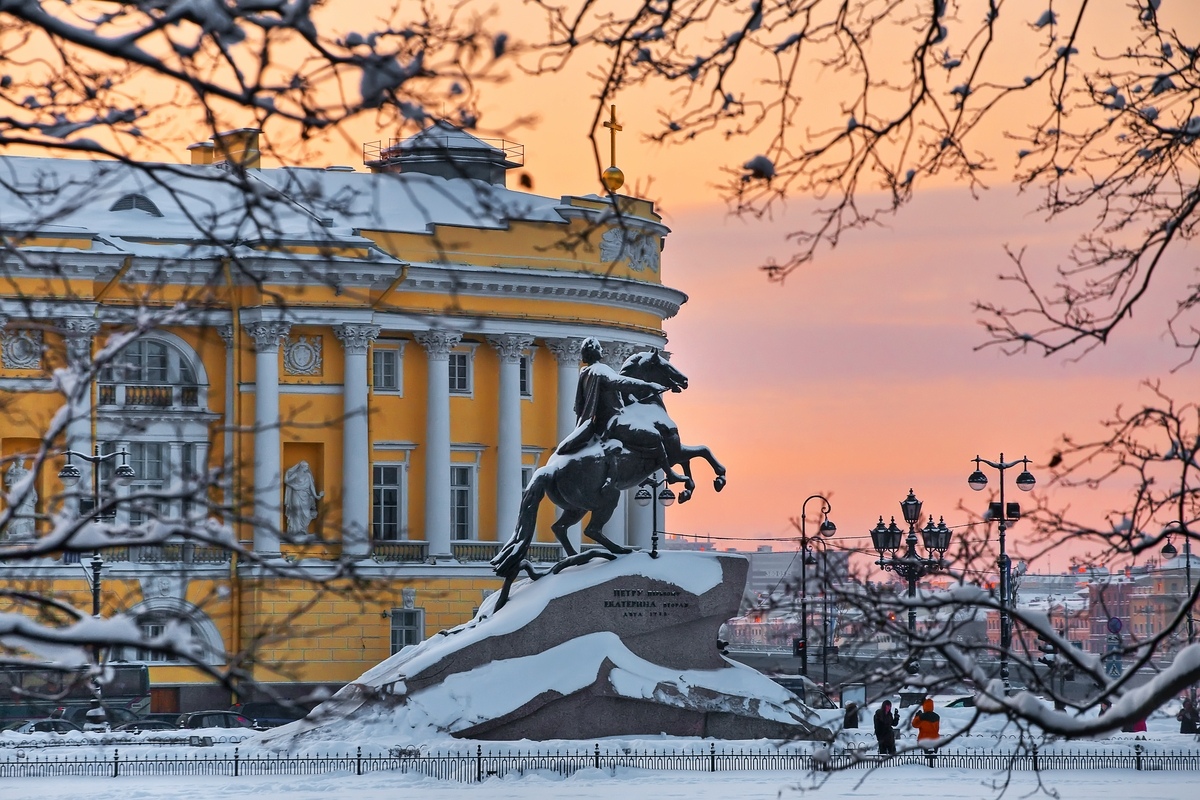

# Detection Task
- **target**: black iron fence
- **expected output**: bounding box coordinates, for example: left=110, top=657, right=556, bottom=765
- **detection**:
left=2, top=743, right=1199, bottom=780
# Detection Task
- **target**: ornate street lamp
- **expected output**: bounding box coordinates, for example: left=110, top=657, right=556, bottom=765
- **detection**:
left=794, top=495, right=836, bottom=678
left=870, top=489, right=952, bottom=674
left=804, top=537, right=839, bottom=687
left=58, top=445, right=136, bottom=728
left=635, top=476, right=676, bottom=559
left=968, top=454, right=1034, bottom=688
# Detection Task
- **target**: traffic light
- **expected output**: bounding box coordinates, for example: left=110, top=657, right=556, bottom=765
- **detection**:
left=1037, top=632, right=1057, bottom=667
left=792, top=637, right=807, bottom=658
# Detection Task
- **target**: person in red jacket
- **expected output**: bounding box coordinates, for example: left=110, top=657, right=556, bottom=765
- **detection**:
left=912, top=698, right=941, bottom=750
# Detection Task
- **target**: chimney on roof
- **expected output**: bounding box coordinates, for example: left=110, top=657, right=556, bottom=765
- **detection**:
left=187, top=142, right=215, bottom=165
left=212, top=128, right=262, bottom=169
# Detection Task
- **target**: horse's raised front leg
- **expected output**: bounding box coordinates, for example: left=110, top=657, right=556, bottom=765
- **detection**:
left=677, top=443, right=727, bottom=492
left=651, top=439, right=693, bottom=498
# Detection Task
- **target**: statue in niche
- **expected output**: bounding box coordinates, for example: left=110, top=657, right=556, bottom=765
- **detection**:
left=284, top=460, right=323, bottom=536
left=4, top=459, right=37, bottom=540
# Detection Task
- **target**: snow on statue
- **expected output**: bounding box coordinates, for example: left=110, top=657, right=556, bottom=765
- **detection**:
left=491, top=339, right=726, bottom=610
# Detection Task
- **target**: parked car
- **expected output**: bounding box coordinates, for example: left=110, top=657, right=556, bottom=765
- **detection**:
left=58, top=705, right=141, bottom=728
left=141, top=712, right=184, bottom=725
left=768, top=675, right=837, bottom=709
left=176, top=711, right=253, bottom=730
left=945, top=696, right=976, bottom=708
left=230, top=701, right=312, bottom=728
left=115, top=719, right=178, bottom=733
left=3, top=718, right=82, bottom=734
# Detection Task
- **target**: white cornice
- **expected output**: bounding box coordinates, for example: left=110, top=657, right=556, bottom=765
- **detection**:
left=98, top=407, right=223, bottom=423
left=238, top=382, right=344, bottom=395
left=399, top=262, right=686, bottom=320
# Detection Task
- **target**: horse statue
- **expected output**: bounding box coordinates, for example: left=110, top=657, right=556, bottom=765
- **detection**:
left=490, top=349, right=726, bottom=610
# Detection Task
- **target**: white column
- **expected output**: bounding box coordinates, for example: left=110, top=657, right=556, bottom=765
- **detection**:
left=219, top=325, right=236, bottom=508
left=335, top=323, right=380, bottom=558
left=546, top=338, right=582, bottom=447
left=416, top=330, right=461, bottom=560
left=600, top=341, right=636, bottom=546
left=244, top=321, right=290, bottom=555
left=488, top=334, right=533, bottom=541
left=545, top=337, right=584, bottom=550
left=60, top=318, right=100, bottom=500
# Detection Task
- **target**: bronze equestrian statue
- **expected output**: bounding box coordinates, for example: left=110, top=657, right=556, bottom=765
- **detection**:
left=490, top=340, right=726, bottom=610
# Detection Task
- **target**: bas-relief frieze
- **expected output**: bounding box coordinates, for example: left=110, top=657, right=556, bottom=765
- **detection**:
left=0, top=329, right=42, bottom=370
left=283, top=335, right=323, bottom=376
left=600, top=228, right=660, bottom=273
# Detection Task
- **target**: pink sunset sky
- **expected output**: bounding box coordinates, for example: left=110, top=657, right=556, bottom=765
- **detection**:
left=389, top=1, right=1194, bottom=576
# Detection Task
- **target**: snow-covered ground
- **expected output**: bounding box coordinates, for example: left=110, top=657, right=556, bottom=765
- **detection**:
left=3, top=696, right=1198, bottom=800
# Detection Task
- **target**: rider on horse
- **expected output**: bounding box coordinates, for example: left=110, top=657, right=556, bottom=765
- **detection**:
left=555, top=337, right=666, bottom=461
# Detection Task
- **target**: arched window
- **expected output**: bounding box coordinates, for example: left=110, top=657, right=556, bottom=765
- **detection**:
left=99, top=336, right=203, bottom=408
left=118, top=597, right=225, bottom=666
left=109, top=193, right=163, bottom=217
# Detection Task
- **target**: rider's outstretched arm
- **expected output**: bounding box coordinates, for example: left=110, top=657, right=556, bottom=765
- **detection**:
left=609, top=374, right=667, bottom=401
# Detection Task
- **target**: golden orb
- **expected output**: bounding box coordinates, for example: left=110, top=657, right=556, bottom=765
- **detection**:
left=602, top=165, right=625, bottom=193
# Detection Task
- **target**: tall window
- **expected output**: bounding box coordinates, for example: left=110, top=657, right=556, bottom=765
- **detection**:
left=450, top=465, right=473, bottom=540
left=448, top=351, right=471, bottom=394
left=373, top=464, right=405, bottom=540
left=129, top=442, right=169, bottom=526
left=390, top=609, right=424, bottom=654
left=373, top=348, right=400, bottom=392
left=518, top=353, right=533, bottom=398
left=136, top=620, right=174, bottom=663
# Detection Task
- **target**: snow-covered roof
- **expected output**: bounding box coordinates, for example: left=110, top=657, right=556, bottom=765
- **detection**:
left=0, top=152, right=575, bottom=250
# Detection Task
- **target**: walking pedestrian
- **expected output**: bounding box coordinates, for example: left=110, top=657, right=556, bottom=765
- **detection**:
left=912, top=698, right=941, bottom=752
left=843, top=702, right=860, bottom=730
left=873, top=700, right=899, bottom=756
left=1178, top=697, right=1198, bottom=735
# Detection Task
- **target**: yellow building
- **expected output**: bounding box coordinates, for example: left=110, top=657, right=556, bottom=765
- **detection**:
left=0, top=124, right=685, bottom=712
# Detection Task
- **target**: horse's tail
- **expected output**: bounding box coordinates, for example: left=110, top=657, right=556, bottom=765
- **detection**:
left=491, top=468, right=550, bottom=579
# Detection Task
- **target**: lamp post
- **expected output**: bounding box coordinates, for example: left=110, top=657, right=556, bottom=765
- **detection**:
left=968, top=454, right=1035, bottom=687
left=1161, top=523, right=1195, bottom=700
left=58, top=446, right=135, bottom=726
left=634, top=474, right=676, bottom=559
left=795, top=495, right=836, bottom=678
left=803, top=541, right=837, bottom=687
left=869, top=490, right=952, bottom=675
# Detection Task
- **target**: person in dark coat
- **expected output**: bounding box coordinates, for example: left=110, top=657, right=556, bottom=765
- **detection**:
left=843, top=702, right=860, bottom=730
left=873, top=700, right=899, bottom=755
left=1178, top=697, right=1199, bottom=735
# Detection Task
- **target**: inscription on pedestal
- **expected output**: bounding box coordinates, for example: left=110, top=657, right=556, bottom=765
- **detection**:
left=603, top=587, right=692, bottom=618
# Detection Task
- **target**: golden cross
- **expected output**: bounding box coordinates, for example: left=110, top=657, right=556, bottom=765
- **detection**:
left=603, top=104, right=622, bottom=168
